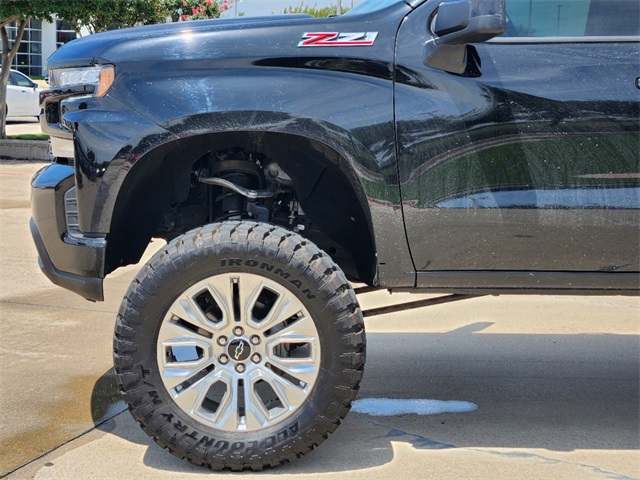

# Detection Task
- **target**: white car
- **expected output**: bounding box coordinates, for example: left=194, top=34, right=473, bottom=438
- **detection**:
left=4, top=69, right=41, bottom=119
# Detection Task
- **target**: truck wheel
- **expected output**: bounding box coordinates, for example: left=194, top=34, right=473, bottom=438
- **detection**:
left=114, top=221, right=365, bottom=470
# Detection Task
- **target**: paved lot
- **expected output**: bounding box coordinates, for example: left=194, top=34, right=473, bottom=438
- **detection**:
left=1, top=161, right=639, bottom=479
left=6, top=119, right=42, bottom=136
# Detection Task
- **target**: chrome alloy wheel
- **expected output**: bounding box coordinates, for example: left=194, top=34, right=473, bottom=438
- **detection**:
left=157, top=272, right=321, bottom=432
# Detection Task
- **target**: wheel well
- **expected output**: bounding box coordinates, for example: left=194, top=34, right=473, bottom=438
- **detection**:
left=106, top=131, right=377, bottom=283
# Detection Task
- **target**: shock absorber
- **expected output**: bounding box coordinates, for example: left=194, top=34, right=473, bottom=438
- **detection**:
left=198, top=159, right=273, bottom=221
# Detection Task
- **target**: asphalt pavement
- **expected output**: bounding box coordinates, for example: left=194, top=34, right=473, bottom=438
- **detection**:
left=1, top=159, right=638, bottom=480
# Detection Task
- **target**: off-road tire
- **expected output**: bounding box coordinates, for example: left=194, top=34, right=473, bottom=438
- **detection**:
left=113, top=221, right=365, bottom=470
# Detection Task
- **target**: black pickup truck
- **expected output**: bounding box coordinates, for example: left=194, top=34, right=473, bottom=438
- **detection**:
left=31, top=0, right=638, bottom=471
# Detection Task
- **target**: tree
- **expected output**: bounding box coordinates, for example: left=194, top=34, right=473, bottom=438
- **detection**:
left=164, top=0, right=232, bottom=22
left=63, top=1, right=233, bottom=35
left=57, top=0, right=167, bottom=36
left=0, top=1, right=69, bottom=139
left=0, top=0, right=231, bottom=139
left=284, top=3, right=349, bottom=18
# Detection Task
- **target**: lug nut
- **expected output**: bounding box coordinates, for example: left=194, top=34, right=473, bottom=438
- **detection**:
left=219, top=354, right=229, bottom=365
left=233, top=326, right=244, bottom=336
left=217, top=336, right=228, bottom=346
left=250, top=335, right=261, bottom=345
left=251, top=353, right=262, bottom=364
left=235, top=363, right=246, bottom=373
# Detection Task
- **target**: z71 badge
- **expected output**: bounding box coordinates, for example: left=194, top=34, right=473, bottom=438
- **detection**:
left=298, top=32, right=378, bottom=47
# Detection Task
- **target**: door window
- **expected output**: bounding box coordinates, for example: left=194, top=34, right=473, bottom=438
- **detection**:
left=502, top=0, right=639, bottom=37
left=10, top=71, right=35, bottom=88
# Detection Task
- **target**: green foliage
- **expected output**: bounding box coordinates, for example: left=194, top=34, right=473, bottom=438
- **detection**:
left=0, top=0, right=67, bottom=24
left=56, top=0, right=233, bottom=32
left=8, top=133, right=50, bottom=140
left=55, top=0, right=167, bottom=34
left=284, top=3, right=349, bottom=17
left=1, top=1, right=72, bottom=138
left=0, top=0, right=234, bottom=138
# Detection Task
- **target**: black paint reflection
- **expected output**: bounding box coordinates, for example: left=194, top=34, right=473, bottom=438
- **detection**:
left=395, top=11, right=639, bottom=273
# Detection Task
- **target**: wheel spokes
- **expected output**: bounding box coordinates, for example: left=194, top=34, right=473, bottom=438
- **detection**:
left=260, top=364, right=309, bottom=410
left=264, top=313, right=317, bottom=340
left=236, top=275, right=266, bottom=323
left=168, top=296, right=217, bottom=333
left=161, top=354, right=215, bottom=389
left=158, top=318, right=212, bottom=344
left=158, top=272, right=322, bottom=433
left=171, top=374, right=214, bottom=414
left=204, top=276, right=235, bottom=324
left=213, top=378, right=239, bottom=431
left=267, top=357, right=318, bottom=387
left=256, top=292, right=306, bottom=332
left=244, top=380, right=271, bottom=429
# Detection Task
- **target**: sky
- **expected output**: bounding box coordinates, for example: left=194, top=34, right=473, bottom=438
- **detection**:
left=222, top=0, right=367, bottom=17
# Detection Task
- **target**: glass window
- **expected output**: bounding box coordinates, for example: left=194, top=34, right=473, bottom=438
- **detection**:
left=0, top=19, right=45, bottom=76
left=16, top=54, right=29, bottom=67
left=56, top=31, right=77, bottom=44
left=10, top=71, right=34, bottom=87
left=56, top=19, right=77, bottom=49
left=502, top=0, right=640, bottom=37
left=56, top=20, right=74, bottom=31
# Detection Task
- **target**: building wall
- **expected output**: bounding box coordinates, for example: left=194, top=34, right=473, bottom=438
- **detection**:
left=42, top=21, right=58, bottom=72
left=1, top=18, right=77, bottom=77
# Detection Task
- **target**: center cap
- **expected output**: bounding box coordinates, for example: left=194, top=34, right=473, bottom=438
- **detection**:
left=228, top=339, right=251, bottom=362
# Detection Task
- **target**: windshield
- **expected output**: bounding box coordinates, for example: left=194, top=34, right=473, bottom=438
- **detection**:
left=345, top=0, right=406, bottom=15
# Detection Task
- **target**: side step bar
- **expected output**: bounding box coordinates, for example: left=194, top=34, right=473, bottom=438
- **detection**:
left=355, top=287, right=482, bottom=318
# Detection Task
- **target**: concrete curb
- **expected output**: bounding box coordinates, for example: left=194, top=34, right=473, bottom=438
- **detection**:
left=0, top=139, right=52, bottom=161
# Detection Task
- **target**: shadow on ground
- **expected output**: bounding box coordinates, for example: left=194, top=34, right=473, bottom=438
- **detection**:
left=93, top=323, right=639, bottom=473
left=0, top=369, right=125, bottom=476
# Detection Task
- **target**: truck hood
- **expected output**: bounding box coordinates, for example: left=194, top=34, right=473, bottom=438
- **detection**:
left=46, top=1, right=411, bottom=70
left=47, top=15, right=316, bottom=69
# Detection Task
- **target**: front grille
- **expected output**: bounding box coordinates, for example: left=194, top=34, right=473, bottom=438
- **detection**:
left=45, top=102, right=59, bottom=124
left=54, top=155, right=74, bottom=167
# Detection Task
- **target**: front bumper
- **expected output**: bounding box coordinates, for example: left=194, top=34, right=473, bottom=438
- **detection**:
left=30, top=163, right=105, bottom=301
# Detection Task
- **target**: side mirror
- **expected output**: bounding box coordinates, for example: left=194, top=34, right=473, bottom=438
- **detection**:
left=432, top=0, right=471, bottom=37
left=433, top=0, right=506, bottom=44
left=425, top=0, right=506, bottom=74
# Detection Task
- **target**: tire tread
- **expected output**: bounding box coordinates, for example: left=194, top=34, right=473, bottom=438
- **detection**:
left=114, top=221, right=365, bottom=471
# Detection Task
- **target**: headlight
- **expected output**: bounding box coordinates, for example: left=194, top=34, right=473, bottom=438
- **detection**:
left=49, top=65, right=115, bottom=97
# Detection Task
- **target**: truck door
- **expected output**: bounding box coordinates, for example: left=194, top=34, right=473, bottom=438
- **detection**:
left=395, top=0, right=639, bottom=287
left=8, top=71, right=39, bottom=116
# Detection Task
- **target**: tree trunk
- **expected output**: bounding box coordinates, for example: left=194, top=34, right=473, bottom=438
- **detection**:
left=0, top=16, right=31, bottom=140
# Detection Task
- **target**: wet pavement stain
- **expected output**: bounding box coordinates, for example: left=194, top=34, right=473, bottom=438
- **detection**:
left=0, top=369, right=125, bottom=476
